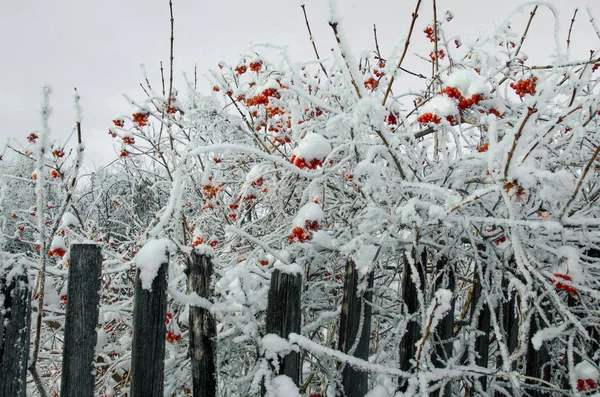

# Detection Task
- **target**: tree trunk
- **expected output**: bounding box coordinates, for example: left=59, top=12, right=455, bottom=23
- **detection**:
left=0, top=256, right=30, bottom=397
left=188, top=251, right=217, bottom=397
left=338, top=260, right=373, bottom=397
left=130, top=256, right=169, bottom=397
left=265, top=268, right=302, bottom=384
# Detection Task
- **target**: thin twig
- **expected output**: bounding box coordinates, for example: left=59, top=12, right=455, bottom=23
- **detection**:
left=382, top=0, right=423, bottom=106
left=504, top=107, right=536, bottom=179
left=567, top=9, right=578, bottom=50
left=521, top=105, right=582, bottom=163
left=561, top=143, right=600, bottom=218
left=168, top=0, right=174, bottom=103
left=432, top=0, right=439, bottom=75
left=301, top=4, right=328, bottom=77
left=329, top=21, right=362, bottom=99
left=373, top=24, right=381, bottom=59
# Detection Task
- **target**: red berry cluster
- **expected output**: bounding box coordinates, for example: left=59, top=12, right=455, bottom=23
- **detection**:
left=577, top=378, right=597, bottom=392
left=235, top=65, right=247, bottom=75
left=132, top=112, right=150, bottom=127
left=424, top=26, right=436, bottom=42
left=429, top=49, right=445, bottom=61
left=112, top=119, right=124, bottom=127
left=122, top=136, right=135, bottom=145
left=510, top=77, right=537, bottom=97
left=364, top=77, right=379, bottom=90
left=290, top=155, right=324, bottom=170
left=550, top=273, right=576, bottom=294
left=27, top=133, right=39, bottom=143
left=249, top=61, right=263, bottom=72
left=477, top=143, right=489, bottom=153
left=246, top=88, right=281, bottom=107
left=48, top=247, right=67, bottom=257
left=289, top=227, right=311, bottom=242
left=166, top=330, right=181, bottom=343
left=417, top=113, right=442, bottom=124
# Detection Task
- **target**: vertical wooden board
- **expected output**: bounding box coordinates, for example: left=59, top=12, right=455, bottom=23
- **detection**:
left=265, top=269, right=302, bottom=384
left=398, top=249, right=425, bottom=384
left=188, top=251, right=217, bottom=397
left=431, top=257, right=455, bottom=397
left=470, top=266, right=491, bottom=392
left=130, top=260, right=169, bottom=397
left=60, top=244, right=102, bottom=397
left=0, top=261, right=30, bottom=397
left=338, top=260, right=373, bottom=397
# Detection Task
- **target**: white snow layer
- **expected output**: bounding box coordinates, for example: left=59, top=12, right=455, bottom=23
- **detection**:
left=419, top=95, right=458, bottom=117
left=292, top=133, right=332, bottom=161
left=292, top=202, right=326, bottom=228
left=444, top=68, right=490, bottom=97
left=575, top=361, right=600, bottom=380
left=135, top=238, right=172, bottom=290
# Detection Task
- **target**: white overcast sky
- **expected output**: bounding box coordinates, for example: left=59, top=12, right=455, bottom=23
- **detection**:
left=1, top=0, right=599, bottom=169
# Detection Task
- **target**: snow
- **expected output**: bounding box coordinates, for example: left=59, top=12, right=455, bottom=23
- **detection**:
left=61, top=212, right=80, bottom=228
left=365, top=385, right=391, bottom=397
left=419, top=95, right=458, bottom=118
left=353, top=244, right=378, bottom=279
left=292, top=202, right=326, bottom=228
left=50, top=235, right=66, bottom=251
left=555, top=246, right=583, bottom=283
left=291, top=133, right=332, bottom=162
left=267, top=375, right=301, bottom=397
left=135, top=238, right=172, bottom=290
left=444, top=68, right=490, bottom=97
left=575, top=361, right=600, bottom=380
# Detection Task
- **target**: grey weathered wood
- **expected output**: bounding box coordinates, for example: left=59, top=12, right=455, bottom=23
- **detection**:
left=130, top=255, right=169, bottom=397
left=431, top=256, right=455, bottom=397
left=338, top=260, right=373, bottom=397
left=0, top=256, right=30, bottom=397
left=398, top=249, right=426, bottom=392
left=188, top=251, right=217, bottom=397
left=470, top=264, right=491, bottom=392
left=60, top=244, right=103, bottom=397
left=525, top=314, right=551, bottom=397
left=265, top=268, right=302, bottom=384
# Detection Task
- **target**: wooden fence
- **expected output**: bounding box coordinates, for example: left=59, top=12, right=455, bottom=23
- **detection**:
left=0, top=243, right=561, bottom=396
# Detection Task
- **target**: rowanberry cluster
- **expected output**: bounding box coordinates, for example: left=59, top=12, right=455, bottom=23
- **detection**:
left=510, top=77, right=537, bottom=97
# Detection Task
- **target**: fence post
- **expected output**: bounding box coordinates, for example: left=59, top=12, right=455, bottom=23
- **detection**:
left=338, top=260, right=373, bottom=397
left=130, top=253, right=169, bottom=397
left=431, top=256, right=455, bottom=397
left=0, top=255, right=30, bottom=397
left=265, top=267, right=302, bottom=384
left=60, top=244, right=102, bottom=397
left=525, top=313, right=551, bottom=397
left=470, top=264, right=491, bottom=393
left=398, top=248, right=425, bottom=392
left=188, top=251, right=217, bottom=397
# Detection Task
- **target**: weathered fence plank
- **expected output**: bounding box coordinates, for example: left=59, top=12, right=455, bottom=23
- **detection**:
left=431, top=256, right=455, bottom=397
left=265, top=268, right=302, bottom=384
left=525, top=313, right=551, bottom=397
left=188, top=251, right=217, bottom=397
left=0, top=255, right=30, bottom=397
left=130, top=256, right=169, bottom=397
left=470, top=264, right=491, bottom=392
left=338, top=260, right=374, bottom=397
left=398, top=249, right=426, bottom=392
left=60, top=244, right=103, bottom=397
